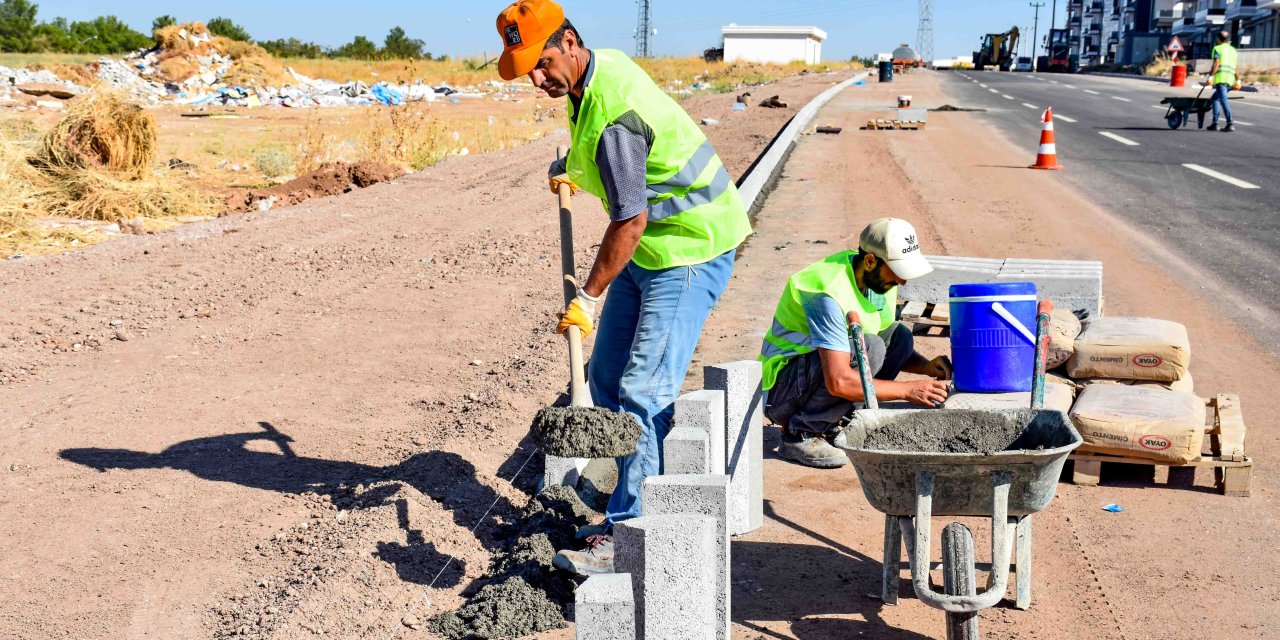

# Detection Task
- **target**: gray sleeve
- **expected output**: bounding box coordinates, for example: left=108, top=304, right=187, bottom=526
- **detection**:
left=596, top=111, right=653, bottom=222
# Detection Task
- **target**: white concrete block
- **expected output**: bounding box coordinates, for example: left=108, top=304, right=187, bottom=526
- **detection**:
left=663, top=426, right=712, bottom=475
left=614, top=514, right=718, bottom=640
left=544, top=454, right=587, bottom=489
left=642, top=475, right=731, bottom=640
left=674, top=390, right=726, bottom=474
left=704, top=361, right=764, bottom=536
left=576, top=573, right=636, bottom=640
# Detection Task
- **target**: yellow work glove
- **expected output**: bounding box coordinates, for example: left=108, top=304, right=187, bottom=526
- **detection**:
left=557, top=288, right=600, bottom=337
left=549, top=174, right=580, bottom=196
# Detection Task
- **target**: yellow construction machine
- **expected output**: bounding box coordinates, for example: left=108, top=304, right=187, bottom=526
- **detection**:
left=973, top=27, right=1020, bottom=71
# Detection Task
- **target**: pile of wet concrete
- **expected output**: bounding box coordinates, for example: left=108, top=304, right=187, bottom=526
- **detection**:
left=427, top=484, right=599, bottom=639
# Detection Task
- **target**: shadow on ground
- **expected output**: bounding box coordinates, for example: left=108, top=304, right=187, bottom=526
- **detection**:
left=729, top=499, right=931, bottom=639
left=59, top=421, right=539, bottom=589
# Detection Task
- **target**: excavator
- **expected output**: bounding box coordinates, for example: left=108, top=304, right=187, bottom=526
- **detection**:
left=973, top=27, right=1019, bottom=71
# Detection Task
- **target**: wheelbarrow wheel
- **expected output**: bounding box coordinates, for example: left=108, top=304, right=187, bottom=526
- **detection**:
left=1167, top=110, right=1184, bottom=130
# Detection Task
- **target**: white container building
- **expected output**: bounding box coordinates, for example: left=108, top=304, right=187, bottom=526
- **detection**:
left=720, top=25, right=827, bottom=64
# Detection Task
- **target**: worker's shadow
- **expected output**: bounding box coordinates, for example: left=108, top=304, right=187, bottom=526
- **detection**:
left=59, top=421, right=522, bottom=589
left=729, top=500, right=931, bottom=640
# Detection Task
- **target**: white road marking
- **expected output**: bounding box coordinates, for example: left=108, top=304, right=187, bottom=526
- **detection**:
left=1002, top=94, right=1015, bottom=100
left=1063, top=84, right=1076, bottom=89
left=1083, top=89, right=1101, bottom=95
left=1099, top=131, right=1140, bottom=146
left=1151, top=105, right=1166, bottom=109
left=1183, top=163, right=1260, bottom=189
left=980, top=83, right=988, bottom=88
left=1237, top=121, right=1253, bottom=126
left=1054, top=114, right=1078, bottom=122
left=989, top=88, right=999, bottom=93
left=1022, top=102, right=1038, bottom=109
left=1240, top=101, right=1280, bottom=111
left=1049, top=80, right=1060, bottom=84
left=1112, top=96, right=1132, bottom=102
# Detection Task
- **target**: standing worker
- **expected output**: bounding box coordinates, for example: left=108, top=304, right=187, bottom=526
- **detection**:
left=1204, top=30, right=1237, bottom=133
left=759, top=219, right=952, bottom=469
left=494, top=0, right=752, bottom=575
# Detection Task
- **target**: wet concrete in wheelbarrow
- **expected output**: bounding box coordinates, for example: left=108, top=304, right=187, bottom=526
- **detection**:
left=857, top=410, right=1033, bottom=454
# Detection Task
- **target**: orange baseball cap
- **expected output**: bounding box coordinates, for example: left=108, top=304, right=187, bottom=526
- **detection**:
left=495, top=0, right=566, bottom=81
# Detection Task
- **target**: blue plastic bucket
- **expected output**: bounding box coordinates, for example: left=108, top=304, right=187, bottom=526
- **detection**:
left=948, top=282, right=1039, bottom=392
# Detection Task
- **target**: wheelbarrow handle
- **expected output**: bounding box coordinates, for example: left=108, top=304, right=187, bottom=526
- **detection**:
left=850, top=323, right=879, bottom=410
left=902, top=470, right=1013, bottom=613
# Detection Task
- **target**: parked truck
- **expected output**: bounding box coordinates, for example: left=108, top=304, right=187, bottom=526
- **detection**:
left=1037, top=28, right=1074, bottom=72
left=973, top=27, right=1019, bottom=71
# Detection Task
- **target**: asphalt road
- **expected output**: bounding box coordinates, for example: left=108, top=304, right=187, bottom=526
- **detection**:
left=941, top=69, right=1280, bottom=344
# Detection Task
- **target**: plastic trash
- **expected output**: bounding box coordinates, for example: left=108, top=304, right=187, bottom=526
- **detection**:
left=1101, top=503, right=1124, bottom=513
left=370, top=82, right=404, bottom=106
left=731, top=102, right=746, bottom=111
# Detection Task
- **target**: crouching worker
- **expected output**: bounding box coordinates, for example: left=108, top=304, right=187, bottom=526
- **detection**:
left=759, top=218, right=953, bottom=469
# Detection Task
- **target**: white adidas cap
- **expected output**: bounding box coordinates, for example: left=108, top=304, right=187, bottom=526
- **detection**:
left=859, top=218, right=933, bottom=281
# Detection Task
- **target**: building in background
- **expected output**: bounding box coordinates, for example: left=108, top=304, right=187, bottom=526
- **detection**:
left=1066, top=0, right=1278, bottom=68
left=720, top=25, right=826, bottom=64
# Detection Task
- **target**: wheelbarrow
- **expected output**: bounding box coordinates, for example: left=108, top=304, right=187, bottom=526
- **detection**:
left=1161, top=83, right=1242, bottom=130
left=836, top=301, right=1082, bottom=639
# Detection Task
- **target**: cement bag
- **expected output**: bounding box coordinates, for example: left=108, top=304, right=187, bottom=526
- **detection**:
left=1045, top=372, right=1078, bottom=397
left=1045, top=308, right=1082, bottom=370
left=944, top=382, right=1073, bottom=413
left=1069, top=384, right=1206, bottom=463
left=1077, top=371, right=1194, bottom=394
left=1067, top=317, right=1189, bottom=382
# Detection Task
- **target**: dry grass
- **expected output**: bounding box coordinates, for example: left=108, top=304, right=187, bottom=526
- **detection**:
left=1145, top=53, right=1177, bottom=77
left=1, top=91, right=214, bottom=257
left=37, top=90, right=156, bottom=176
left=0, top=52, right=99, bottom=68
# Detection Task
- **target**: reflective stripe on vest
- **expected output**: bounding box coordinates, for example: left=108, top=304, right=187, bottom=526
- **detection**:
left=758, top=250, right=897, bottom=390
left=566, top=49, right=752, bottom=270
left=1213, top=43, right=1237, bottom=85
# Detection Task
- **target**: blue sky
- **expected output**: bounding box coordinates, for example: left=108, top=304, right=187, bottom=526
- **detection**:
left=33, top=1, right=1067, bottom=61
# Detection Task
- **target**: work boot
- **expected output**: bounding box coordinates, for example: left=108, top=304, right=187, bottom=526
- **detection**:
left=1206, top=123, right=1219, bottom=131
left=552, top=535, right=614, bottom=576
left=777, top=431, right=848, bottom=469
left=575, top=522, right=610, bottom=540
left=1222, top=123, right=1235, bottom=132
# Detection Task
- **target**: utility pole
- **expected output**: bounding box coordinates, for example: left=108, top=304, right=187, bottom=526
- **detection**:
left=916, top=0, right=934, bottom=66
left=635, top=0, right=652, bottom=58
left=1030, top=2, right=1045, bottom=64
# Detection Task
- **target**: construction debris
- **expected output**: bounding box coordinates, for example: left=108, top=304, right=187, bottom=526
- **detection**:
left=862, top=119, right=927, bottom=130
left=815, top=125, right=842, bottom=134
left=759, top=95, right=788, bottom=108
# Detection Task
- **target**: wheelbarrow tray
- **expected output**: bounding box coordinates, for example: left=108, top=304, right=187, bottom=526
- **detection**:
left=837, top=408, right=1081, bottom=517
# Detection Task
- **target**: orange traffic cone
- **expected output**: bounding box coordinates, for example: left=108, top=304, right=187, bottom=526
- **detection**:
left=1029, top=107, right=1064, bottom=171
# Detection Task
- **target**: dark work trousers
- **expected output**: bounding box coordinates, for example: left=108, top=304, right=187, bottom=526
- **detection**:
left=765, top=322, right=914, bottom=436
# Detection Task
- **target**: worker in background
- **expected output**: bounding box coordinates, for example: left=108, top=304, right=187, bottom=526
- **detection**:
left=494, top=0, right=752, bottom=574
left=760, top=218, right=952, bottom=469
left=1204, top=30, right=1237, bottom=133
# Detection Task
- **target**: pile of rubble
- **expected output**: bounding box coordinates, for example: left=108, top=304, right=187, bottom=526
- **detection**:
left=5, top=22, right=534, bottom=111
left=0, top=66, right=85, bottom=109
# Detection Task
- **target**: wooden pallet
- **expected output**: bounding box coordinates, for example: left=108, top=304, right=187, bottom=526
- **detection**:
left=899, top=300, right=950, bottom=336
left=1070, top=394, right=1251, bottom=497
left=863, top=119, right=927, bottom=131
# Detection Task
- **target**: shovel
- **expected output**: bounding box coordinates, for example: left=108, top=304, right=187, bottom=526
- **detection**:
left=532, top=148, right=638, bottom=481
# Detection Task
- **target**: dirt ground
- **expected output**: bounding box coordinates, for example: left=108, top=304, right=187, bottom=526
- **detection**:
left=0, top=71, right=850, bottom=639
left=2, top=65, right=1275, bottom=639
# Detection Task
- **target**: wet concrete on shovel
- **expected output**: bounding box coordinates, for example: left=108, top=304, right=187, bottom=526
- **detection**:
left=531, top=406, right=640, bottom=459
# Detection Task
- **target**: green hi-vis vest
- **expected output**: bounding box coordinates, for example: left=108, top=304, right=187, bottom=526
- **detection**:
left=759, top=250, right=897, bottom=390
left=1213, top=43, right=1237, bottom=86
left=566, top=49, right=752, bottom=270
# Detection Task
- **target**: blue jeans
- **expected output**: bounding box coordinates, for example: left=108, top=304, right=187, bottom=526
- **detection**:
left=1211, top=83, right=1232, bottom=125
left=589, top=249, right=736, bottom=526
